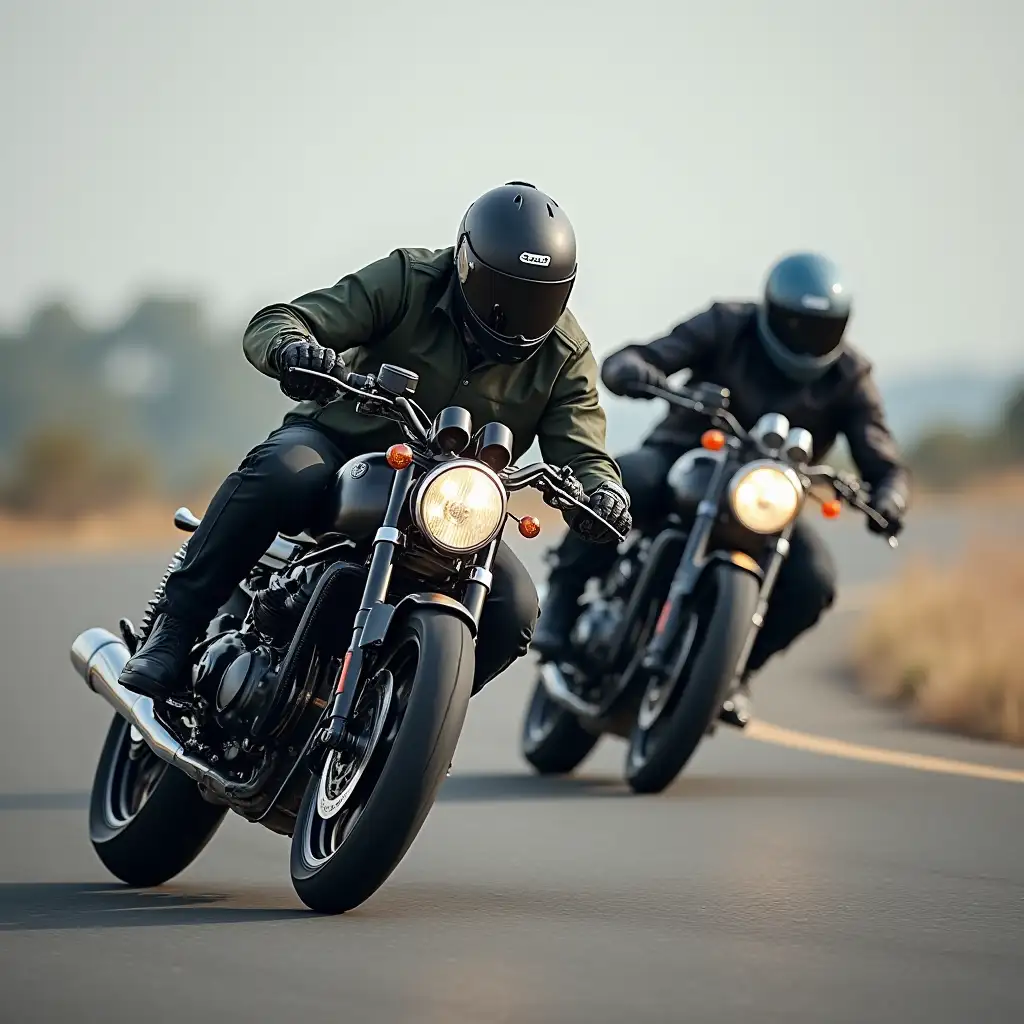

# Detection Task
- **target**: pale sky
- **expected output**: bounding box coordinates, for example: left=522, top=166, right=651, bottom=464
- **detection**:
left=2, top=0, right=1021, bottom=376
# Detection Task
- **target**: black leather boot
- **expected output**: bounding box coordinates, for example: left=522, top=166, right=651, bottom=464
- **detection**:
left=531, top=572, right=587, bottom=660
left=118, top=612, right=201, bottom=701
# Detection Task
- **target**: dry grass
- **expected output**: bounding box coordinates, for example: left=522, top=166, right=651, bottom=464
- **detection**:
left=852, top=541, right=1024, bottom=746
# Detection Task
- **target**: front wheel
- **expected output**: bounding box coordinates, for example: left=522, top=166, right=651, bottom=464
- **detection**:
left=625, top=563, right=760, bottom=795
left=290, top=607, right=474, bottom=914
left=89, top=713, right=227, bottom=887
left=520, top=675, right=599, bottom=775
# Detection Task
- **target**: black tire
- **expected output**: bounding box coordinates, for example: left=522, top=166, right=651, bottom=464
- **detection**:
left=625, top=563, right=760, bottom=795
left=520, top=676, right=599, bottom=775
left=89, top=713, right=227, bottom=887
left=290, top=607, right=474, bottom=914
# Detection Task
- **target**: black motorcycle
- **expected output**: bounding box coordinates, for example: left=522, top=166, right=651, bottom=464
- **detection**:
left=70, top=363, right=621, bottom=913
left=520, top=379, right=897, bottom=794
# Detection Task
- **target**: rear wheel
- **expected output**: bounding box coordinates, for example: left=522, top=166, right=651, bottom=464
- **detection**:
left=625, top=564, right=760, bottom=794
left=520, top=677, right=599, bottom=775
left=290, top=607, right=474, bottom=914
left=89, top=713, right=227, bottom=887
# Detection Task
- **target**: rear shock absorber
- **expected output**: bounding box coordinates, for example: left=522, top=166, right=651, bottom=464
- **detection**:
left=120, top=541, right=189, bottom=653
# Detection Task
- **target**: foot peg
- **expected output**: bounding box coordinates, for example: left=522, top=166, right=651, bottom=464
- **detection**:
left=719, top=691, right=751, bottom=729
left=119, top=618, right=140, bottom=655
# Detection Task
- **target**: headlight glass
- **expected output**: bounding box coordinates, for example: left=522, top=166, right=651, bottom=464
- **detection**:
left=414, top=464, right=506, bottom=554
left=729, top=463, right=802, bottom=534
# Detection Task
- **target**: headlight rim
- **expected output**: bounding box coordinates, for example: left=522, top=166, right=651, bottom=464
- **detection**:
left=410, top=458, right=509, bottom=556
left=726, top=458, right=805, bottom=535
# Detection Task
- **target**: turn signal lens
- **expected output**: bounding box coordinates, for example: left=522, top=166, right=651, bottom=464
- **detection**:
left=701, top=429, right=726, bottom=452
left=386, top=444, right=414, bottom=470
left=518, top=515, right=541, bottom=539
left=821, top=499, right=842, bottom=519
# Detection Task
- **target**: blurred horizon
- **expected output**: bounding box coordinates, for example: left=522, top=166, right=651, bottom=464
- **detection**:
left=2, top=0, right=1022, bottom=515
left=4, top=0, right=1023, bottom=380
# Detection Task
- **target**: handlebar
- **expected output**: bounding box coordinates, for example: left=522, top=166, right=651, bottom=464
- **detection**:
left=627, top=380, right=749, bottom=442
left=625, top=378, right=898, bottom=547
left=803, top=464, right=899, bottom=547
left=285, top=366, right=627, bottom=543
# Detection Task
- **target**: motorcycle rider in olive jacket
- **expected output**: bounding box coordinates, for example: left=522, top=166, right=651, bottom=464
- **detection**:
left=118, top=182, right=632, bottom=704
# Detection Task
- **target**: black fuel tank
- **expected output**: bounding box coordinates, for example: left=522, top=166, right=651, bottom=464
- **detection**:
left=666, top=447, right=725, bottom=517
left=329, top=452, right=395, bottom=542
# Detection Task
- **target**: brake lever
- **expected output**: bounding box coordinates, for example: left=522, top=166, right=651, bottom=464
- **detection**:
left=544, top=483, right=627, bottom=543
left=287, top=366, right=383, bottom=406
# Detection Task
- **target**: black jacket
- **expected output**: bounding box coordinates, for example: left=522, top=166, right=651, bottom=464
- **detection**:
left=602, top=301, right=910, bottom=502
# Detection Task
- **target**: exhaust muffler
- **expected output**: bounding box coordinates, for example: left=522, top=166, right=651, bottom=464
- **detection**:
left=70, top=627, right=236, bottom=801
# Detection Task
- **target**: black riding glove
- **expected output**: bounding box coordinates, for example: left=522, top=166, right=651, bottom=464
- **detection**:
left=275, top=336, right=342, bottom=403
left=573, top=481, right=632, bottom=544
left=603, top=351, right=669, bottom=398
left=867, top=488, right=905, bottom=538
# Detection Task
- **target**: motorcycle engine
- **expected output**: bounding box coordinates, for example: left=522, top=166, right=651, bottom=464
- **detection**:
left=192, top=564, right=323, bottom=740
left=569, top=546, right=643, bottom=666
left=193, top=631, right=283, bottom=740
left=570, top=596, right=624, bottom=663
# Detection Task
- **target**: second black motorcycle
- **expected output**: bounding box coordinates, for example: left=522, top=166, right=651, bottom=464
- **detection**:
left=520, top=379, right=897, bottom=794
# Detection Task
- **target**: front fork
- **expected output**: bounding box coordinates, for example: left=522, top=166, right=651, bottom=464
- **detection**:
left=320, top=465, right=416, bottom=749
left=319, top=467, right=497, bottom=751
left=642, top=467, right=794, bottom=681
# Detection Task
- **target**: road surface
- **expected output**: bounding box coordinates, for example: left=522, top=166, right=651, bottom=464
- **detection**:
left=1, top=508, right=1022, bottom=1023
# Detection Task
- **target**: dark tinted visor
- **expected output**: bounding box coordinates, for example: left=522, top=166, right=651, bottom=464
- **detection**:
left=461, top=261, right=574, bottom=343
left=767, top=302, right=848, bottom=358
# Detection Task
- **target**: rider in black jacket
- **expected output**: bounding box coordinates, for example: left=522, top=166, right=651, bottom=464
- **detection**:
left=531, top=252, right=909, bottom=727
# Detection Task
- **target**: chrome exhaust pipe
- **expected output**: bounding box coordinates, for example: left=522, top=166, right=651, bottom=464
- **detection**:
left=70, top=627, right=235, bottom=801
left=538, top=660, right=601, bottom=720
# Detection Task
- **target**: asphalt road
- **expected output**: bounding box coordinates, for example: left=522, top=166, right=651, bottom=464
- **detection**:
left=1, top=507, right=1023, bottom=1024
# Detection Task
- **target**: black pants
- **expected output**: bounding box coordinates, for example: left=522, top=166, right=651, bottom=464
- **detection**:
left=549, top=443, right=837, bottom=675
left=163, top=422, right=539, bottom=692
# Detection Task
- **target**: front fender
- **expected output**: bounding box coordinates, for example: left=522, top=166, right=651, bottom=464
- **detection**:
left=699, top=550, right=765, bottom=584
left=358, top=592, right=478, bottom=652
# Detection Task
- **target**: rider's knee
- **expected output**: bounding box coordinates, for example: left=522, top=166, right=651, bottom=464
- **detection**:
left=271, top=443, right=334, bottom=499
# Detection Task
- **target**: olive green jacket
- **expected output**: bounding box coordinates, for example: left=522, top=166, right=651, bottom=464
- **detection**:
left=243, top=246, right=620, bottom=493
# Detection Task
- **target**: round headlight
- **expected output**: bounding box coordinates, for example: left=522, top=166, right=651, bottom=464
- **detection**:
left=412, top=462, right=507, bottom=555
left=728, top=461, right=803, bottom=534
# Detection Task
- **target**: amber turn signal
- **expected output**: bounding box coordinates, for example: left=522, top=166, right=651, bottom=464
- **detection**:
left=385, top=444, right=414, bottom=470
left=518, top=515, right=541, bottom=539
left=701, top=429, right=726, bottom=452
left=821, top=499, right=842, bottom=519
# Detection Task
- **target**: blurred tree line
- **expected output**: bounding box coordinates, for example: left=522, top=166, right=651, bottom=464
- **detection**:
left=0, top=297, right=291, bottom=518
left=908, top=383, right=1024, bottom=490
left=1, top=293, right=1020, bottom=518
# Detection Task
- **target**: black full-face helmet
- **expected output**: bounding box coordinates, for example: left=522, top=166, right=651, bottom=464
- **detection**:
left=757, top=252, right=852, bottom=382
left=454, top=182, right=577, bottom=364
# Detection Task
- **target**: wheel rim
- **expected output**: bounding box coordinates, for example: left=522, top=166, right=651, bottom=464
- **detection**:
left=628, top=601, right=711, bottom=772
left=102, top=716, right=166, bottom=829
left=300, top=640, right=417, bottom=869
left=635, top=613, right=699, bottom=731
left=316, top=672, right=394, bottom=819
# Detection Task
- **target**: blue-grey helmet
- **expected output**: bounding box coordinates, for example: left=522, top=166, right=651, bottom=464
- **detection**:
left=757, top=252, right=851, bottom=382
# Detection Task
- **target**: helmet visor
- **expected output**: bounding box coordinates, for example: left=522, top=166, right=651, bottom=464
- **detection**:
left=766, top=302, right=848, bottom=359
left=459, top=248, right=575, bottom=343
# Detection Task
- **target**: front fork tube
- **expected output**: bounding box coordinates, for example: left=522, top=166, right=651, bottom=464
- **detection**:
left=321, top=465, right=415, bottom=749
left=642, top=458, right=734, bottom=675
left=461, top=537, right=498, bottom=625
left=729, top=531, right=792, bottom=684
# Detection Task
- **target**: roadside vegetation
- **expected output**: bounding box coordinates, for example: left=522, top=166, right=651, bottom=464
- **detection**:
left=852, top=542, right=1024, bottom=746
